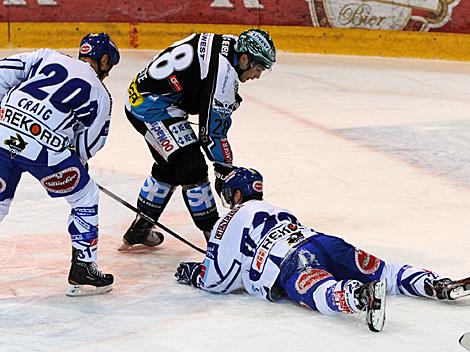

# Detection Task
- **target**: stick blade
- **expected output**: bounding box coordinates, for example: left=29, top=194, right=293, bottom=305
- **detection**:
left=460, top=333, right=470, bottom=351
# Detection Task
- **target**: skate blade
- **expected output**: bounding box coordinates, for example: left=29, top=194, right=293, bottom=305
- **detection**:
left=450, top=286, right=470, bottom=300
left=460, top=332, right=470, bottom=351
left=66, top=284, right=113, bottom=297
left=117, top=242, right=160, bottom=252
left=367, top=279, right=387, bottom=332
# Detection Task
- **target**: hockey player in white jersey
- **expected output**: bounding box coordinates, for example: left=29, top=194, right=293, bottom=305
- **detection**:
left=175, top=167, right=470, bottom=332
left=0, top=33, right=120, bottom=296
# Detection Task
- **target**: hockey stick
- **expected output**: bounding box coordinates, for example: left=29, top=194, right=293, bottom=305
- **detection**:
left=460, top=333, right=470, bottom=351
left=97, top=183, right=206, bottom=254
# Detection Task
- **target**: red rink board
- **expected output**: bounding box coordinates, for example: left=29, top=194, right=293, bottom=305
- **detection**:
left=0, top=0, right=470, bottom=33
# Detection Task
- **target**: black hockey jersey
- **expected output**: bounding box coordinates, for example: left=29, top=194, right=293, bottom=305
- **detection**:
left=126, top=33, right=241, bottom=165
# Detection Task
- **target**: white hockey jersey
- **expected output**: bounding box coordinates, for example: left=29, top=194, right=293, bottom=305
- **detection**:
left=200, top=200, right=318, bottom=301
left=0, top=49, right=112, bottom=165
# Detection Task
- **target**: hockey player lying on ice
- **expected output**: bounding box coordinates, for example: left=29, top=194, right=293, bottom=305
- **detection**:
left=175, top=167, right=470, bottom=332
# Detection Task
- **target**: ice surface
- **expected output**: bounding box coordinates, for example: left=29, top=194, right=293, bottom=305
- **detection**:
left=1, top=49, right=469, bottom=351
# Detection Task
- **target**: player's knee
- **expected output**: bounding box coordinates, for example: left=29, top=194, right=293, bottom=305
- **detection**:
left=65, top=179, right=99, bottom=208
left=182, top=180, right=218, bottom=232
left=137, top=176, right=175, bottom=219
left=173, top=149, right=208, bottom=185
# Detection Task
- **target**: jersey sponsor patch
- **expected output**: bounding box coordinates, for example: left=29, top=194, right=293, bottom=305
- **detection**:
left=0, top=177, right=6, bottom=193
left=144, top=121, right=179, bottom=160
left=355, top=248, right=381, bottom=274
left=215, top=205, right=242, bottom=240
left=295, top=268, right=333, bottom=295
left=185, top=182, right=216, bottom=213
left=169, top=121, right=197, bottom=148
left=41, top=167, right=80, bottom=194
left=251, top=222, right=302, bottom=275
left=1, top=107, right=67, bottom=152
left=128, top=77, right=144, bottom=107
left=220, top=139, right=232, bottom=163
left=333, top=290, right=354, bottom=314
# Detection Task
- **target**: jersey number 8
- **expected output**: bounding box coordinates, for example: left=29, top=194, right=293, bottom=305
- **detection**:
left=148, top=44, right=194, bottom=80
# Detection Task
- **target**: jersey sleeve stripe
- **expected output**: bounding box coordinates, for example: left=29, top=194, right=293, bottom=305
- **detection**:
left=0, top=59, right=26, bottom=70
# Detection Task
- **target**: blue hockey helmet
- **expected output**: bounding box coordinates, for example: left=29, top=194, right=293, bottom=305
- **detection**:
left=221, top=167, right=263, bottom=207
left=235, top=29, right=276, bottom=70
left=79, top=32, right=120, bottom=67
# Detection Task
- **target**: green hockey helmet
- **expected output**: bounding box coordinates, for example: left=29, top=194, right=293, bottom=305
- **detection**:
left=235, top=29, right=276, bottom=70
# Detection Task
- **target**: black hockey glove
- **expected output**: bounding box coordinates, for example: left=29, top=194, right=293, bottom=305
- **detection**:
left=214, top=163, right=236, bottom=197
left=233, top=93, right=243, bottom=112
left=175, top=262, right=203, bottom=288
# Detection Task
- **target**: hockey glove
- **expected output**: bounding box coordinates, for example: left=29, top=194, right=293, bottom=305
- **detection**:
left=214, top=163, right=236, bottom=197
left=233, top=93, right=243, bottom=111
left=175, top=262, right=203, bottom=288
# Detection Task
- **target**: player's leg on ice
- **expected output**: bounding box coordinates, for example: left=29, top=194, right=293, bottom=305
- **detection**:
left=173, top=145, right=218, bottom=241
left=29, top=155, right=113, bottom=296
left=278, top=242, right=386, bottom=332
left=120, top=173, right=172, bottom=250
left=182, top=179, right=218, bottom=242
left=381, top=263, right=470, bottom=300
left=0, top=151, right=22, bottom=222
left=65, top=179, right=113, bottom=296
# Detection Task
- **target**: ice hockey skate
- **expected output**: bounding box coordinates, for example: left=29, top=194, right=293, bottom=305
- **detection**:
left=118, top=214, right=165, bottom=251
left=425, top=277, right=470, bottom=300
left=355, top=279, right=387, bottom=332
left=67, top=249, right=114, bottom=297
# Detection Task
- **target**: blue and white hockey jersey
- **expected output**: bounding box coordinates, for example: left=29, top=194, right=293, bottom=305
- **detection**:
left=200, top=200, right=318, bottom=301
left=0, top=49, right=112, bottom=166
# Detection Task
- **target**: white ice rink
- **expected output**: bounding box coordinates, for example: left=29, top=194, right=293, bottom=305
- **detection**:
left=1, top=49, right=470, bottom=352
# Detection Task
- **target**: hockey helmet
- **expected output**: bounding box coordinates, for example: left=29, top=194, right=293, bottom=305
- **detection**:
left=79, top=32, right=120, bottom=67
left=221, top=167, right=263, bottom=206
left=235, top=29, right=276, bottom=70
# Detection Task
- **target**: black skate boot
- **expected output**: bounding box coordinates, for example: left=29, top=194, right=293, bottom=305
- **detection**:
left=424, top=277, right=470, bottom=300
left=119, top=215, right=165, bottom=251
left=355, top=279, right=387, bottom=332
left=67, top=248, right=114, bottom=297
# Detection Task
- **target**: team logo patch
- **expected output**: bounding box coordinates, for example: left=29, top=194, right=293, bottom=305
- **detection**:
left=168, top=75, right=183, bottom=92
left=253, top=180, right=263, bottom=193
left=80, top=43, right=92, bottom=55
left=354, top=248, right=381, bottom=274
left=295, top=268, right=333, bottom=295
left=0, top=177, right=6, bottom=193
left=4, top=133, right=28, bottom=159
left=41, top=167, right=80, bottom=194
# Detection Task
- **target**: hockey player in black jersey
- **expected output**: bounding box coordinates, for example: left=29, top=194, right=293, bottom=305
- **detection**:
left=120, top=29, right=276, bottom=250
